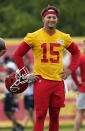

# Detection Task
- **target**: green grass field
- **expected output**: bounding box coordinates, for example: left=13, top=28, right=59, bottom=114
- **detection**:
left=0, top=126, right=85, bottom=131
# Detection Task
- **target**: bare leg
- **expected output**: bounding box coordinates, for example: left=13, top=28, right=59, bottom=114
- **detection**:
left=23, top=110, right=35, bottom=127
left=5, top=112, right=17, bottom=128
left=5, top=111, right=23, bottom=130
left=74, top=109, right=84, bottom=131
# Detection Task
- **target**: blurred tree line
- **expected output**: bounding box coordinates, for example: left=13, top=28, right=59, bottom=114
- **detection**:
left=0, top=0, right=85, bottom=38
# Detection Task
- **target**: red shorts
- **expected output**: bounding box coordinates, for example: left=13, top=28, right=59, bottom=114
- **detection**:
left=34, top=77, right=65, bottom=110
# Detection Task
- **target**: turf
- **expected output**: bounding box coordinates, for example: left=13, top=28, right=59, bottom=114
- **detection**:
left=0, top=126, right=85, bottom=131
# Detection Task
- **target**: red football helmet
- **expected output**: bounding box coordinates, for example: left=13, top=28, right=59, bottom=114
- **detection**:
left=5, top=67, right=29, bottom=94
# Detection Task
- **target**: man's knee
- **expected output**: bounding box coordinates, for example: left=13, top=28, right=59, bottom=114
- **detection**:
left=36, top=109, right=47, bottom=120
left=49, top=107, right=60, bottom=119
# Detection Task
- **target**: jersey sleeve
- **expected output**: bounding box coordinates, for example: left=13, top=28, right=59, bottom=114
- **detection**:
left=71, top=70, right=80, bottom=86
left=64, top=34, right=72, bottom=48
left=67, top=42, right=80, bottom=71
left=13, top=41, right=31, bottom=71
left=24, top=33, right=33, bottom=47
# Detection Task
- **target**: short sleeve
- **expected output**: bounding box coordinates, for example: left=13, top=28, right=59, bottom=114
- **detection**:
left=24, top=33, right=33, bottom=47
left=64, top=34, right=72, bottom=48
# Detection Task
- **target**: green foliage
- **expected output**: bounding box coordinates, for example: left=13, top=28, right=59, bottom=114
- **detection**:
left=0, top=0, right=85, bottom=37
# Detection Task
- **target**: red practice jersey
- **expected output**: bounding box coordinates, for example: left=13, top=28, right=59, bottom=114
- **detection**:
left=72, top=54, right=85, bottom=93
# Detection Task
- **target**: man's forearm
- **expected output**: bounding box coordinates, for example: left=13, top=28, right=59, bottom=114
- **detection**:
left=67, top=42, right=80, bottom=72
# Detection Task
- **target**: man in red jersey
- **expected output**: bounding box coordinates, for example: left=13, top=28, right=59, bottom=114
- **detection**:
left=72, top=40, right=85, bottom=131
left=13, top=5, right=80, bottom=131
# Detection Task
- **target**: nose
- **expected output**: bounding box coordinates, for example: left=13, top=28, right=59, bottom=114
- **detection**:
left=50, top=17, right=55, bottom=21
left=50, top=17, right=53, bottom=20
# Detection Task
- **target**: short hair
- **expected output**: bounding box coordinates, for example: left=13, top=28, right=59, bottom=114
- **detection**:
left=41, top=5, right=60, bottom=17
left=0, top=38, right=6, bottom=51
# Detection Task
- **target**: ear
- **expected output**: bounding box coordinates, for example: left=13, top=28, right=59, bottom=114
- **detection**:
left=56, top=17, right=59, bottom=23
left=42, top=16, right=44, bottom=22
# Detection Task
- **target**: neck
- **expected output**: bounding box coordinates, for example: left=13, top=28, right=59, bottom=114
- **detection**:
left=43, top=27, right=56, bottom=35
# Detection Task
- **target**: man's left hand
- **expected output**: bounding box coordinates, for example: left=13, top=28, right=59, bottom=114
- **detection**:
left=59, top=68, right=72, bottom=80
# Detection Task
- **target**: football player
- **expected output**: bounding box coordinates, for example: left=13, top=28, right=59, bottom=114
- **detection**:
left=13, top=5, right=80, bottom=131
left=72, top=40, right=85, bottom=131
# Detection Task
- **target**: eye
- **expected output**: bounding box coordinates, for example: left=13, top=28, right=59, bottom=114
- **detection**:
left=53, top=16, right=56, bottom=19
left=47, top=16, right=51, bottom=19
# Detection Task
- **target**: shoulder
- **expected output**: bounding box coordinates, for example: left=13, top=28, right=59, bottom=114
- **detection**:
left=56, top=29, right=69, bottom=36
left=57, top=29, right=72, bottom=40
left=26, top=28, right=42, bottom=38
left=24, top=28, right=42, bottom=45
